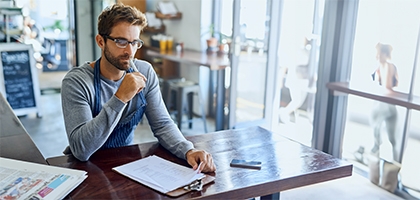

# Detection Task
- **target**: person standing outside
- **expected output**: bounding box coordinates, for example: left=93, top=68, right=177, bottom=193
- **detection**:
left=370, top=42, right=399, bottom=161
left=61, top=3, right=215, bottom=172
left=369, top=43, right=402, bottom=192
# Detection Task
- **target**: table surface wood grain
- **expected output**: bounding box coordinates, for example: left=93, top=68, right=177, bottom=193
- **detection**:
left=46, top=126, right=352, bottom=199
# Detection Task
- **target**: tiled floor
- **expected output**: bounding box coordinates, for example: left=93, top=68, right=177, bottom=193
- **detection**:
left=16, top=71, right=411, bottom=199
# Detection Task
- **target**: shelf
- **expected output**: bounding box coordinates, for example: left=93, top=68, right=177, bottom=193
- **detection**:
left=2, top=29, right=21, bottom=35
left=0, top=7, right=22, bottom=15
left=326, top=82, right=420, bottom=111
left=155, top=12, right=182, bottom=19
left=1, top=7, right=23, bottom=43
left=143, top=25, right=165, bottom=33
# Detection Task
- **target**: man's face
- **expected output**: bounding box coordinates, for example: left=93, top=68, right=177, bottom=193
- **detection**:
left=103, top=43, right=129, bottom=71
left=103, top=22, right=141, bottom=71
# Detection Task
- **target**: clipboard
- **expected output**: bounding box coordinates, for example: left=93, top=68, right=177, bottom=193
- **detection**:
left=166, top=174, right=215, bottom=197
left=112, top=155, right=215, bottom=197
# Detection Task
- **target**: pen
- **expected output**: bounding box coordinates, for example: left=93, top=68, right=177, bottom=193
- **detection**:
left=195, top=162, right=203, bottom=174
left=129, top=59, right=138, bottom=72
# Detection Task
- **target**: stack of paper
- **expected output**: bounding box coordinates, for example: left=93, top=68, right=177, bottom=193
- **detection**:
left=112, top=155, right=205, bottom=194
left=157, top=2, right=178, bottom=15
left=0, top=157, right=87, bottom=200
left=145, top=12, right=162, bottom=28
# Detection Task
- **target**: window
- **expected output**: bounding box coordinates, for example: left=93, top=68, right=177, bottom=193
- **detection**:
left=341, top=0, right=420, bottom=195
left=274, top=0, right=324, bottom=147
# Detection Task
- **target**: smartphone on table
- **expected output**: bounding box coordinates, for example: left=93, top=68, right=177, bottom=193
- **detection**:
left=230, top=159, right=262, bottom=170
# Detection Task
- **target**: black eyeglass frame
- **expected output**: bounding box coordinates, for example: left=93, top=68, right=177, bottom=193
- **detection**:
left=102, top=35, right=144, bottom=49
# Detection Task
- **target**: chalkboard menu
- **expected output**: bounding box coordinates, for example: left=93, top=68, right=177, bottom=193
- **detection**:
left=0, top=43, right=41, bottom=117
left=1, top=50, right=36, bottom=109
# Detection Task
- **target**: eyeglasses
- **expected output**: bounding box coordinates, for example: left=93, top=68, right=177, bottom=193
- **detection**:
left=103, top=35, right=144, bottom=49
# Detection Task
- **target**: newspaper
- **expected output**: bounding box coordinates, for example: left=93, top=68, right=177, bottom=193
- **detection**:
left=0, top=157, right=87, bottom=200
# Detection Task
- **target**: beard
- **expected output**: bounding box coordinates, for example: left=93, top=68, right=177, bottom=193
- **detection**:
left=103, top=45, right=132, bottom=71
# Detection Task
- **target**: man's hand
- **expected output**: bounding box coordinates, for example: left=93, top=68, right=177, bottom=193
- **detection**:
left=186, top=149, right=216, bottom=173
left=115, top=72, right=147, bottom=103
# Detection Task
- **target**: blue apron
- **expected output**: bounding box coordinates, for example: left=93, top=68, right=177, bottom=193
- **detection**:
left=93, top=58, right=147, bottom=148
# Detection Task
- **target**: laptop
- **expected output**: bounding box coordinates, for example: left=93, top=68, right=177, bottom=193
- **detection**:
left=0, top=92, right=30, bottom=137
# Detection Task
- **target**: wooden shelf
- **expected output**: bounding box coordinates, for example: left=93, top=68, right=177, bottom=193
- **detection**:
left=155, top=12, right=182, bottom=19
left=0, top=7, right=22, bottom=15
left=1, top=7, right=22, bottom=43
left=326, top=82, right=420, bottom=111
left=143, top=25, right=165, bottom=33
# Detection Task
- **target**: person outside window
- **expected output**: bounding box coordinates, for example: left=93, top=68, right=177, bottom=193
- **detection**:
left=368, top=42, right=401, bottom=193
left=370, top=42, right=399, bottom=160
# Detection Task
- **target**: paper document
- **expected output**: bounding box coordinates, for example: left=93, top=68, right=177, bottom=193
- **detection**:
left=0, top=157, right=87, bottom=200
left=145, top=12, right=162, bottom=28
left=157, top=2, right=178, bottom=15
left=112, top=155, right=205, bottom=194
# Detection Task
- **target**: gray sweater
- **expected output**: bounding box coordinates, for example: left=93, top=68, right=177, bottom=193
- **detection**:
left=61, top=59, right=194, bottom=161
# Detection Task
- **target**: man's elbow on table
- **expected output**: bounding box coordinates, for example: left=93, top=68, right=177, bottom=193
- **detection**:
left=64, top=145, right=92, bottom=162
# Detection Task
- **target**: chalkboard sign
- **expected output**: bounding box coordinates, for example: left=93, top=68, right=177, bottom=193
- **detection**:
left=0, top=43, right=41, bottom=117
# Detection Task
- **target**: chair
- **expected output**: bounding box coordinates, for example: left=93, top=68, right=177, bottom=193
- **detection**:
left=162, top=77, right=185, bottom=111
left=165, top=79, right=208, bottom=133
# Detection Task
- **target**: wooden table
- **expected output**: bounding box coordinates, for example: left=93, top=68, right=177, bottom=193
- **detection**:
left=0, top=93, right=46, bottom=164
left=46, top=126, right=352, bottom=199
left=147, top=49, right=230, bottom=131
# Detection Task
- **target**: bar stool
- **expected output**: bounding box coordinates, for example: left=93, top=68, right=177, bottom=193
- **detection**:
left=162, top=77, right=185, bottom=111
left=166, top=80, right=208, bottom=133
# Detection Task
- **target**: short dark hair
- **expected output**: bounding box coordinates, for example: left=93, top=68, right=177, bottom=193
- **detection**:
left=97, top=3, right=147, bottom=36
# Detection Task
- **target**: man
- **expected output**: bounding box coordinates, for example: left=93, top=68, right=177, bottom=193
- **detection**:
left=61, top=3, right=216, bottom=172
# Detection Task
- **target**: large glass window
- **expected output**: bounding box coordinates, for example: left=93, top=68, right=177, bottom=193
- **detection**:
left=349, top=1, right=419, bottom=93
left=273, top=0, right=324, bottom=147
left=402, top=110, right=420, bottom=197
left=219, top=0, right=271, bottom=126
left=341, top=0, right=420, bottom=196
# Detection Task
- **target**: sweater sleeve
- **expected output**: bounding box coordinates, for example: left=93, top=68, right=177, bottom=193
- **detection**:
left=138, top=60, right=195, bottom=160
left=61, top=66, right=127, bottom=161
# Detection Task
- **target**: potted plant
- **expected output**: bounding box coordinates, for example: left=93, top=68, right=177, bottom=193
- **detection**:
left=218, top=32, right=231, bottom=53
left=202, top=24, right=231, bottom=53
left=202, top=24, right=218, bottom=52
left=44, top=20, right=65, bottom=35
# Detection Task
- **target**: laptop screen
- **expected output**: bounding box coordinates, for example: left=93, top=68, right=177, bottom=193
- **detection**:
left=0, top=93, right=29, bottom=137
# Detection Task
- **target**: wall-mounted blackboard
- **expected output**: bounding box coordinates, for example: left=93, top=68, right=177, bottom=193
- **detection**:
left=0, top=43, right=41, bottom=117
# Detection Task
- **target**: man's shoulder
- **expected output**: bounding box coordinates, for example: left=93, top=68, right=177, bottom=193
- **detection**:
left=63, top=63, right=94, bottom=83
left=66, top=63, right=93, bottom=77
left=134, top=59, right=153, bottom=69
left=134, top=59, right=156, bottom=76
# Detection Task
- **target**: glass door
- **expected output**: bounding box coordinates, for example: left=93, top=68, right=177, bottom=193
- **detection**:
left=273, top=0, right=324, bottom=147
left=222, top=0, right=280, bottom=130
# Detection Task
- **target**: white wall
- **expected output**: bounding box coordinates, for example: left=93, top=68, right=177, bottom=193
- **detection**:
left=75, top=0, right=94, bottom=65
left=147, top=0, right=213, bottom=115
left=147, top=0, right=208, bottom=51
